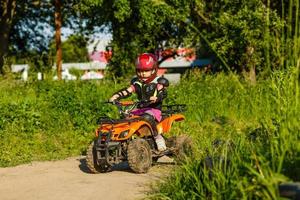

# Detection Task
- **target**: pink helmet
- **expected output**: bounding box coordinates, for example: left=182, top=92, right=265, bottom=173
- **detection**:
left=135, top=53, right=158, bottom=83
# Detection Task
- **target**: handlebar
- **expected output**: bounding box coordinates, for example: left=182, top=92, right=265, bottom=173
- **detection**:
left=105, top=100, right=152, bottom=108
left=104, top=100, right=153, bottom=118
left=104, top=100, right=187, bottom=116
left=104, top=100, right=133, bottom=106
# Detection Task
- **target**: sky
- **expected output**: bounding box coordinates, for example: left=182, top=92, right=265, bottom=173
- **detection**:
left=42, top=22, right=112, bottom=53
left=61, top=27, right=112, bottom=53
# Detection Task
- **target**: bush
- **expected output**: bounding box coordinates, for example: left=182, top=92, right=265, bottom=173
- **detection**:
left=0, top=79, right=120, bottom=166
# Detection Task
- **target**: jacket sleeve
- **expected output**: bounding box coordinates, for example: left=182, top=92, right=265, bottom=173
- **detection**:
left=156, top=77, right=169, bottom=102
left=156, top=88, right=167, bottom=102
left=112, top=87, right=132, bottom=100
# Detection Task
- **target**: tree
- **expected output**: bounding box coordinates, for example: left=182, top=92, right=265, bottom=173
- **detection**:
left=79, top=0, right=287, bottom=81
left=0, top=0, right=17, bottom=74
left=2, top=0, right=296, bottom=79
left=80, top=0, right=194, bottom=76
left=196, top=0, right=284, bottom=81
left=55, top=0, right=62, bottom=80
left=0, top=0, right=83, bottom=75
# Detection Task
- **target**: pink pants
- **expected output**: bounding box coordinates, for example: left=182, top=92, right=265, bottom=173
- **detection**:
left=131, top=108, right=162, bottom=122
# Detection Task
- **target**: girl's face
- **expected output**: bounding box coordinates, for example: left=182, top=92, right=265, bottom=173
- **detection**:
left=137, top=69, right=153, bottom=78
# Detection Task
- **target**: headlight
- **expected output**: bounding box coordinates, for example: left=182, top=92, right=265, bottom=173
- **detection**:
left=119, top=130, right=129, bottom=138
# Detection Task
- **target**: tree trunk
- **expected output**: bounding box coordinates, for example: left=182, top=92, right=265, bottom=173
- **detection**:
left=0, top=0, right=17, bottom=75
left=55, top=0, right=62, bottom=80
left=249, top=64, right=256, bottom=85
left=246, top=46, right=256, bottom=85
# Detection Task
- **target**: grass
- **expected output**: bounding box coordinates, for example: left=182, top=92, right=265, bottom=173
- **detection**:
left=147, top=68, right=299, bottom=199
left=2, top=66, right=298, bottom=199
left=147, top=0, right=300, bottom=198
left=0, top=1, right=298, bottom=198
left=0, top=66, right=298, bottom=199
left=0, top=78, right=122, bottom=166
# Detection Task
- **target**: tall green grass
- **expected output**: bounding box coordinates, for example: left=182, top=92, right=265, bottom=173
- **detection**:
left=148, top=0, right=300, bottom=198
left=148, top=68, right=299, bottom=199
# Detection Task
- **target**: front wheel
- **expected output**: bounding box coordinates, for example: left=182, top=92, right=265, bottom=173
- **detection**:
left=127, top=139, right=152, bottom=173
left=86, top=141, right=111, bottom=173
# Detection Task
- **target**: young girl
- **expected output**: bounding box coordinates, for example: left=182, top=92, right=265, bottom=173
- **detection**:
left=109, top=53, right=169, bottom=151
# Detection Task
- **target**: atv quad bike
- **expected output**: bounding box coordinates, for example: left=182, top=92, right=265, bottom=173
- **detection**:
left=86, top=100, right=192, bottom=173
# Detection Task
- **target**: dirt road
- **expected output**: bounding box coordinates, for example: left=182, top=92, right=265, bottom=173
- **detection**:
left=0, top=156, right=172, bottom=200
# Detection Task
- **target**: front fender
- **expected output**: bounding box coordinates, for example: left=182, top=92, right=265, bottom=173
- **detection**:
left=96, top=120, right=153, bottom=141
left=128, top=121, right=153, bottom=138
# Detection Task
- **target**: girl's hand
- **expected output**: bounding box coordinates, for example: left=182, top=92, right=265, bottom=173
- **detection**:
left=109, top=94, right=119, bottom=102
left=150, top=96, right=157, bottom=103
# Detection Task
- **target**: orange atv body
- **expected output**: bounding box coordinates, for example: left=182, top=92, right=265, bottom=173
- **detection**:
left=86, top=101, right=190, bottom=173
left=95, top=111, right=184, bottom=141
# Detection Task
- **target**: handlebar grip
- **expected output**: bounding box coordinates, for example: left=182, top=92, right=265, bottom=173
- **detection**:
left=119, top=101, right=134, bottom=106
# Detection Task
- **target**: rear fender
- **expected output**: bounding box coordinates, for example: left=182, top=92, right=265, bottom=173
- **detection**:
left=158, top=114, right=185, bottom=133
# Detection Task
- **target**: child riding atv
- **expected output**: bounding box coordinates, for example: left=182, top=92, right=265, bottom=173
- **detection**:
left=85, top=53, right=192, bottom=173
left=109, top=53, right=169, bottom=152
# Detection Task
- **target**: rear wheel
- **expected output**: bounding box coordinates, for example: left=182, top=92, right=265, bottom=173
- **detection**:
left=127, top=139, right=152, bottom=173
left=167, top=135, right=193, bottom=163
left=86, top=141, right=111, bottom=173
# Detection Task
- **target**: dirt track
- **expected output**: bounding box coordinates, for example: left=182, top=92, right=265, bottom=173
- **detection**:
left=0, top=156, right=173, bottom=200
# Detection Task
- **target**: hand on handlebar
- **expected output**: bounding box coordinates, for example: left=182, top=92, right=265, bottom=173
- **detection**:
left=137, top=99, right=152, bottom=108
left=149, top=96, right=157, bottom=103
left=138, top=97, right=157, bottom=108
left=109, top=95, right=119, bottom=103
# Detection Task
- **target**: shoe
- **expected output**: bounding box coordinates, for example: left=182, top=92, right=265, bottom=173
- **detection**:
left=155, top=134, right=167, bottom=151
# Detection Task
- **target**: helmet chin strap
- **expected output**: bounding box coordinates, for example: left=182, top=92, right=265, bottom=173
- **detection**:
left=139, top=69, right=157, bottom=83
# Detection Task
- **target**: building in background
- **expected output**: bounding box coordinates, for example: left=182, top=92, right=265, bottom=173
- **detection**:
left=11, top=64, right=29, bottom=81
left=11, top=35, right=212, bottom=82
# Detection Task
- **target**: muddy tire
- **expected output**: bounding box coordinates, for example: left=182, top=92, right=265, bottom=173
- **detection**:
left=86, top=141, right=111, bottom=173
left=168, top=135, right=193, bottom=163
left=127, top=139, right=152, bottom=173
left=165, top=136, right=177, bottom=148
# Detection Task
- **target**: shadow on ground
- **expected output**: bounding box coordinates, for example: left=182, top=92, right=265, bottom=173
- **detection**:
left=78, top=156, right=175, bottom=174
left=78, top=157, right=133, bottom=174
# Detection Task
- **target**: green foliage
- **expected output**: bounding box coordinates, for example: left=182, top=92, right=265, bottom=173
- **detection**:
left=0, top=1, right=299, bottom=198
left=147, top=68, right=300, bottom=199
left=0, top=78, right=118, bottom=166
left=81, top=0, right=195, bottom=76
left=113, top=0, right=132, bottom=23
left=8, top=1, right=83, bottom=54
left=79, top=0, right=298, bottom=79
left=49, top=34, right=89, bottom=63
left=0, top=66, right=299, bottom=199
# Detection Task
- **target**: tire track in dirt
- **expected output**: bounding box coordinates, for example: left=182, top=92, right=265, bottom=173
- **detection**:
left=0, top=156, right=172, bottom=200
